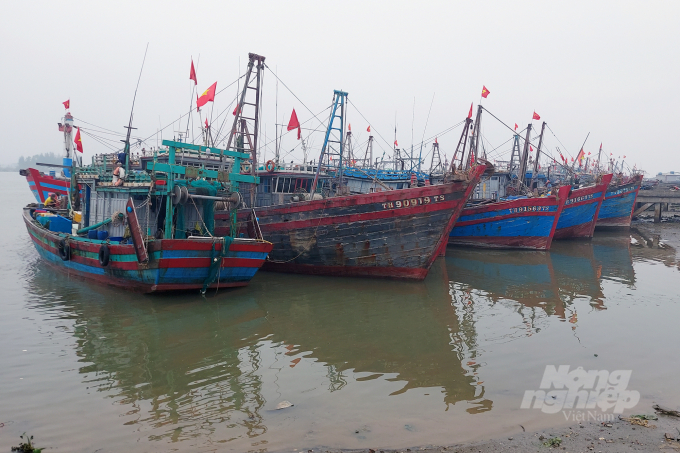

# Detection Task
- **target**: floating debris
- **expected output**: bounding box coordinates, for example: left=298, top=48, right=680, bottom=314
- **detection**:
left=275, top=400, right=293, bottom=410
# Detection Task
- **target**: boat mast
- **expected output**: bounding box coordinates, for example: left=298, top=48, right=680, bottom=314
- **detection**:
left=530, top=121, right=546, bottom=189
left=516, top=124, right=533, bottom=191
left=310, top=90, right=347, bottom=196
left=450, top=117, right=472, bottom=172
left=467, top=105, right=483, bottom=170
left=225, top=53, right=265, bottom=207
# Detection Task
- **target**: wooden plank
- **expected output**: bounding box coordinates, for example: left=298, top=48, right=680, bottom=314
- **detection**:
left=126, top=198, right=149, bottom=263
left=632, top=202, right=653, bottom=217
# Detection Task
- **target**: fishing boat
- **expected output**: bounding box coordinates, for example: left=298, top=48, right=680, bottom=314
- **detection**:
left=23, top=53, right=273, bottom=293
left=221, top=90, right=486, bottom=280
left=554, top=173, right=613, bottom=239
left=595, top=174, right=643, bottom=228
left=449, top=185, right=571, bottom=250
left=448, top=111, right=572, bottom=250
left=24, top=139, right=272, bottom=293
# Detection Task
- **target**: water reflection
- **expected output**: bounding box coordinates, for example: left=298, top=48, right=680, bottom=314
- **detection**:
left=447, top=233, right=638, bottom=339
left=20, top=230, right=657, bottom=449
left=24, top=258, right=492, bottom=446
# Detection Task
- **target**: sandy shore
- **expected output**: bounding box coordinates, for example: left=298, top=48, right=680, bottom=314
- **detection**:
left=296, top=413, right=680, bottom=453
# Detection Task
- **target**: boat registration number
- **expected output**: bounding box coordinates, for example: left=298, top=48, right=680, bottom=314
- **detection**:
left=382, top=195, right=445, bottom=210
left=508, top=206, right=552, bottom=213
left=565, top=193, right=595, bottom=205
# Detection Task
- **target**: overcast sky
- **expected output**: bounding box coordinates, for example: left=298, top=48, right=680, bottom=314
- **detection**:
left=2, top=1, right=678, bottom=175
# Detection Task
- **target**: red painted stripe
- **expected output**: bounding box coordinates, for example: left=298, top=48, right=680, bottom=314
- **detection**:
left=160, top=239, right=272, bottom=253
left=554, top=221, right=598, bottom=239
left=150, top=282, right=248, bottom=291
left=260, top=197, right=464, bottom=232
left=595, top=216, right=633, bottom=227
left=449, top=235, right=551, bottom=250
left=158, top=257, right=265, bottom=269
left=224, top=180, right=472, bottom=221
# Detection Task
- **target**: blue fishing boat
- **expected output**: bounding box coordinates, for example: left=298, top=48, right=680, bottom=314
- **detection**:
left=554, top=174, right=612, bottom=239
left=449, top=185, right=571, bottom=250
left=596, top=174, right=643, bottom=228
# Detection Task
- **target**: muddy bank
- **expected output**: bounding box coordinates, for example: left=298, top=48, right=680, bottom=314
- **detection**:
left=298, top=410, right=680, bottom=453
left=631, top=219, right=680, bottom=263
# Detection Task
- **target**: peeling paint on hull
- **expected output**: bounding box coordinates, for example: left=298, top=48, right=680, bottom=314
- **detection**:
left=230, top=166, right=485, bottom=280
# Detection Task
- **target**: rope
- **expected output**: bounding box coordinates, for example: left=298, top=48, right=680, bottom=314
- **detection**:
left=264, top=197, right=330, bottom=264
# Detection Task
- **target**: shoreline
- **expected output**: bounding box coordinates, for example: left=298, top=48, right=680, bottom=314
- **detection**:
left=298, top=412, right=680, bottom=453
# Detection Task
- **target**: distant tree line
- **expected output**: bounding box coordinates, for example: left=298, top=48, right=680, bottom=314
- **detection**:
left=0, top=153, right=63, bottom=172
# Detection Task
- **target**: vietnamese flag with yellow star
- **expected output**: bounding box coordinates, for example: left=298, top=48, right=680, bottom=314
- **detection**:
left=196, top=82, right=217, bottom=111
left=74, top=127, right=83, bottom=153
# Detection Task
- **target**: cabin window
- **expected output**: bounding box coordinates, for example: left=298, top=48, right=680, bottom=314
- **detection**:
left=396, top=183, right=404, bottom=190
left=260, top=177, right=271, bottom=193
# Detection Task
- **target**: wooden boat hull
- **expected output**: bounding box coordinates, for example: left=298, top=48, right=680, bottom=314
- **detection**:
left=228, top=166, right=486, bottom=280
left=448, top=185, right=571, bottom=250
left=23, top=167, right=70, bottom=203
left=554, top=174, right=613, bottom=239
left=595, top=175, right=643, bottom=228
left=24, top=208, right=272, bottom=293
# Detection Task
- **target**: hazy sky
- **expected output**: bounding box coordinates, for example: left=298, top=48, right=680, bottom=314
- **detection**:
left=2, top=1, right=678, bottom=175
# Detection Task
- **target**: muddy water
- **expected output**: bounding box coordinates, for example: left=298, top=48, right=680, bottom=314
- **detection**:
left=1, top=172, right=679, bottom=452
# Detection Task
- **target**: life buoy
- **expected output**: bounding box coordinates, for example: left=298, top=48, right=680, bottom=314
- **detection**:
left=58, top=239, right=71, bottom=261
left=265, top=160, right=275, bottom=173
left=98, top=244, right=110, bottom=267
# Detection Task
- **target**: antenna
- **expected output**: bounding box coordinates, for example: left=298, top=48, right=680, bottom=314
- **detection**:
left=122, top=43, right=149, bottom=175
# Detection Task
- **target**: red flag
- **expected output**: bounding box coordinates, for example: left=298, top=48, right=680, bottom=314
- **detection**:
left=232, top=103, right=239, bottom=116
left=576, top=148, right=585, bottom=162
left=62, top=99, right=70, bottom=109
left=196, top=82, right=217, bottom=111
left=205, top=118, right=209, bottom=128
left=587, top=151, right=591, bottom=155
left=468, top=103, right=473, bottom=118
left=435, top=137, right=438, bottom=144
left=623, top=155, right=626, bottom=158
left=394, top=140, right=398, bottom=147
left=367, top=125, right=371, bottom=132
left=348, top=123, right=351, bottom=131
left=530, top=146, right=533, bottom=152
left=481, top=86, right=490, bottom=98
left=189, top=60, right=197, bottom=85
left=532, top=111, right=540, bottom=120
left=599, top=143, right=602, bottom=150
left=287, top=108, right=301, bottom=140
left=74, top=127, right=83, bottom=153
left=571, top=157, right=574, bottom=162
left=514, top=123, right=518, bottom=131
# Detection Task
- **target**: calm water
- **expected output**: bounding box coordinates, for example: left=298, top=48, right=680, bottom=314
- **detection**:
left=1, top=172, right=679, bottom=452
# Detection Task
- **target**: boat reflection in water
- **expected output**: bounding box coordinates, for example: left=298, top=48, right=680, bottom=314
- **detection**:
left=446, top=232, right=636, bottom=335
left=256, top=259, right=492, bottom=414
left=23, top=255, right=492, bottom=450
